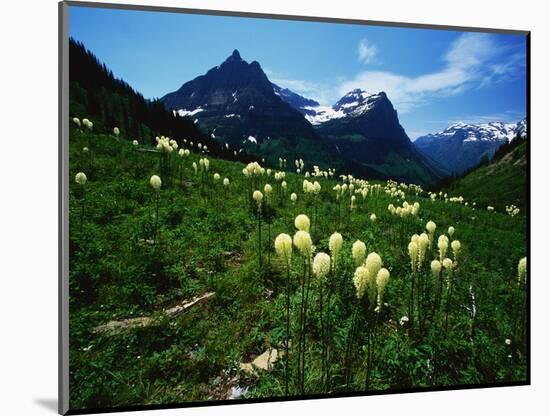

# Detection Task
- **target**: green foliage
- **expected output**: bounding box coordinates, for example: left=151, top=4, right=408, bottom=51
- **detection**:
left=68, top=126, right=527, bottom=411
left=443, top=141, right=527, bottom=212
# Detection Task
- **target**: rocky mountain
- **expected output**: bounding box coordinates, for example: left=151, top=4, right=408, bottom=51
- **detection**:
left=310, top=89, right=447, bottom=185
left=415, top=119, right=527, bottom=174
left=271, top=83, right=320, bottom=115
left=161, top=50, right=336, bottom=167
left=162, top=52, right=449, bottom=184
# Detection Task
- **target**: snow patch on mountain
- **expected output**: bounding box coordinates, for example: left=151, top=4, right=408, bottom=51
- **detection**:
left=175, top=107, right=204, bottom=117
left=421, top=120, right=525, bottom=144
left=302, top=89, right=384, bottom=125
left=304, top=105, right=346, bottom=125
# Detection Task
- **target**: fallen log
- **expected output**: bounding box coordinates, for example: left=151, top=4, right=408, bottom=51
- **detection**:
left=94, top=292, right=215, bottom=334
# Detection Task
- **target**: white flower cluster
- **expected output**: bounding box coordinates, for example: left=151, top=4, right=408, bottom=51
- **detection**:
left=506, top=204, right=520, bottom=217
left=278, top=157, right=287, bottom=169
left=243, top=161, right=264, bottom=177
left=388, top=201, right=420, bottom=218
left=155, top=136, right=178, bottom=153
left=197, top=158, right=210, bottom=172
left=295, top=159, right=305, bottom=173
left=303, top=179, right=321, bottom=195
left=408, top=233, right=429, bottom=272
left=75, top=172, right=87, bottom=186
left=274, top=233, right=292, bottom=266
left=353, top=252, right=390, bottom=310
left=310, top=165, right=334, bottom=179
left=81, top=118, right=93, bottom=130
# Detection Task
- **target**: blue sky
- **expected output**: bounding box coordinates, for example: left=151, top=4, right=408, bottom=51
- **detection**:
left=69, top=5, right=527, bottom=139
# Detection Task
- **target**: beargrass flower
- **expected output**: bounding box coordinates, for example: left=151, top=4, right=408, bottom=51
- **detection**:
left=376, top=268, right=390, bottom=310
left=274, top=233, right=293, bottom=266
left=313, top=253, right=331, bottom=279
left=442, top=258, right=453, bottom=270
left=264, top=184, right=273, bottom=195
left=448, top=226, right=455, bottom=237
left=438, top=237, right=449, bottom=262
left=291, top=193, right=297, bottom=204
left=150, top=175, right=162, bottom=190
left=366, top=252, right=382, bottom=276
left=431, top=260, right=442, bottom=276
left=366, top=252, right=383, bottom=304
left=72, top=117, right=81, bottom=127
left=293, top=230, right=312, bottom=257
left=75, top=172, right=87, bottom=186
left=213, top=173, right=220, bottom=181
left=352, top=240, right=367, bottom=267
left=518, top=257, right=527, bottom=284
left=82, top=118, right=93, bottom=130
left=353, top=266, right=369, bottom=299
left=253, top=190, right=263, bottom=208
left=223, top=178, right=230, bottom=186
left=329, top=232, right=343, bottom=264
left=426, top=221, right=436, bottom=248
left=113, top=127, right=120, bottom=136
left=370, top=213, right=377, bottom=222
left=132, top=140, right=139, bottom=146
left=350, top=195, right=356, bottom=210
left=408, top=242, right=418, bottom=272
left=451, top=240, right=461, bottom=261
left=313, top=181, right=321, bottom=194
left=418, top=233, right=429, bottom=267
left=294, top=214, right=310, bottom=232
left=192, top=162, right=198, bottom=174
left=82, top=147, right=89, bottom=153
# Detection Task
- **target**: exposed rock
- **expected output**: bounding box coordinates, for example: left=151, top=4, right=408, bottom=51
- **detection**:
left=94, top=292, right=215, bottom=334
left=239, top=347, right=280, bottom=376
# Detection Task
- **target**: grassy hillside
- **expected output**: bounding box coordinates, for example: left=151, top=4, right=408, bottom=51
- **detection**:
left=443, top=141, right=527, bottom=213
left=68, top=123, right=527, bottom=412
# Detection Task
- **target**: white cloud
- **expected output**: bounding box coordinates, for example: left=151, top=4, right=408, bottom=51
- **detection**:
left=339, top=33, right=524, bottom=114
left=358, top=39, right=377, bottom=64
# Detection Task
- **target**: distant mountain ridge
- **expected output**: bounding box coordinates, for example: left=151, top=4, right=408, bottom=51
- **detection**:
left=161, top=50, right=446, bottom=184
left=443, top=137, right=527, bottom=212
left=272, top=86, right=447, bottom=184
left=271, top=83, right=320, bottom=113
left=415, top=119, right=527, bottom=174
left=161, top=50, right=338, bottom=168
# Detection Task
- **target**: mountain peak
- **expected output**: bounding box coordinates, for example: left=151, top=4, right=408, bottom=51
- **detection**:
left=415, top=118, right=528, bottom=174
left=227, top=49, right=242, bottom=61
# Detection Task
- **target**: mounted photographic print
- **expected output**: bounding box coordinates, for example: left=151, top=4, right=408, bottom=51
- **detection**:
left=59, top=1, right=530, bottom=414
